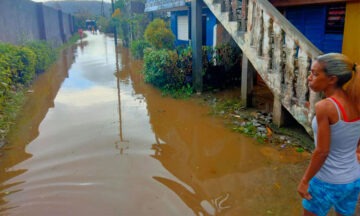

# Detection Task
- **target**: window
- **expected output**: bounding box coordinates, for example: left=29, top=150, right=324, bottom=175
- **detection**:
left=177, top=15, right=189, bottom=41
left=325, top=4, right=345, bottom=34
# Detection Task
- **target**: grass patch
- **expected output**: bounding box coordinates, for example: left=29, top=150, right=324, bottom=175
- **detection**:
left=161, top=84, right=193, bottom=99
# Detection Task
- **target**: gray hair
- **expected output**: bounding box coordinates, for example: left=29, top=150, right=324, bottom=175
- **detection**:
left=315, top=53, right=353, bottom=87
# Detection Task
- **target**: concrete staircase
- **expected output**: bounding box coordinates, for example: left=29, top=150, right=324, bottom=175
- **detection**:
left=203, top=0, right=323, bottom=134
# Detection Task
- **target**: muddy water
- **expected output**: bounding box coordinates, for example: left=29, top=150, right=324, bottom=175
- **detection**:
left=0, top=33, right=310, bottom=215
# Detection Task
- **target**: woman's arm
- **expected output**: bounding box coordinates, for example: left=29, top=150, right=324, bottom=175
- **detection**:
left=357, top=139, right=360, bottom=162
left=298, top=101, right=331, bottom=199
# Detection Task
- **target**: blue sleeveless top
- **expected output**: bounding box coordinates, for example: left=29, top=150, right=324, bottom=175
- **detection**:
left=312, top=97, right=360, bottom=184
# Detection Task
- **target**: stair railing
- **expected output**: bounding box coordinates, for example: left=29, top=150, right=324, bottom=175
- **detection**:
left=203, top=0, right=323, bottom=134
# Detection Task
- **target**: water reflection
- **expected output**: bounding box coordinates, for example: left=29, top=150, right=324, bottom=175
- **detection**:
left=0, top=46, right=75, bottom=212
left=120, top=47, right=308, bottom=215
left=0, top=33, right=309, bottom=215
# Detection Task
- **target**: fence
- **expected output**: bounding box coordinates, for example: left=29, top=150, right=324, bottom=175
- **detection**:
left=0, top=0, right=75, bottom=47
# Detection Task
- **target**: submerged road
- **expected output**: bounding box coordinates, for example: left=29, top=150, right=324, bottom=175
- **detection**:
left=0, top=33, right=310, bottom=215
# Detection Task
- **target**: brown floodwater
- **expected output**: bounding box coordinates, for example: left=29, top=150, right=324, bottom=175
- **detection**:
left=0, top=33, right=311, bottom=215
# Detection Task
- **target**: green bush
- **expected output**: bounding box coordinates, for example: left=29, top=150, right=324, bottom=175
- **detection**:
left=26, top=41, right=57, bottom=73
left=143, top=48, right=194, bottom=98
left=143, top=48, right=179, bottom=87
left=142, top=42, right=241, bottom=98
left=0, top=43, right=35, bottom=110
left=15, top=47, right=36, bottom=85
left=0, top=41, right=56, bottom=110
left=176, top=46, right=193, bottom=77
left=0, top=57, right=11, bottom=107
left=130, top=40, right=150, bottom=59
left=0, top=43, right=37, bottom=86
left=144, top=19, right=175, bottom=50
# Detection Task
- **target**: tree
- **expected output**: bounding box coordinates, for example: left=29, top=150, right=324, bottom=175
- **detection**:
left=144, top=19, right=175, bottom=50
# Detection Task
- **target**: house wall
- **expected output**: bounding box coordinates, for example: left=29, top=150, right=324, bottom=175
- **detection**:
left=342, top=2, right=360, bottom=63
left=171, top=8, right=217, bottom=47
left=171, top=10, right=189, bottom=46
left=284, top=4, right=344, bottom=53
left=271, top=0, right=352, bottom=7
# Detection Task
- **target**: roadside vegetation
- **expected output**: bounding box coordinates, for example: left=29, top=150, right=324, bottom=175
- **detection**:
left=113, top=10, right=313, bottom=151
left=125, top=17, right=242, bottom=98
left=0, top=33, right=81, bottom=144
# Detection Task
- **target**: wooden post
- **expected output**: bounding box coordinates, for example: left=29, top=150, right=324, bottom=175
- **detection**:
left=191, top=0, right=203, bottom=93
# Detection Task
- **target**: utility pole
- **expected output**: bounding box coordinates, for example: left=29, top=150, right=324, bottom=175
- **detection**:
left=191, top=0, right=203, bottom=93
left=101, top=0, right=105, bottom=17
left=111, top=0, right=118, bottom=46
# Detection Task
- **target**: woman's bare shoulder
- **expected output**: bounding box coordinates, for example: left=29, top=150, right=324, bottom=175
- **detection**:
left=315, top=99, right=338, bottom=121
left=315, top=99, right=333, bottom=111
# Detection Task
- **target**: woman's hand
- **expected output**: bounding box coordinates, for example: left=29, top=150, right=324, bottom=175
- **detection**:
left=357, top=141, right=360, bottom=163
left=297, top=180, right=312, bottom=200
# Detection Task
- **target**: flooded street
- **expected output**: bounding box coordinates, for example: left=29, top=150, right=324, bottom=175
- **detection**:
left=0, top=33, right=309, bottom=215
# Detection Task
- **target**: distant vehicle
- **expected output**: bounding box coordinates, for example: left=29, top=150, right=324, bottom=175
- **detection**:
left=85, top=19, right=97, bottom=32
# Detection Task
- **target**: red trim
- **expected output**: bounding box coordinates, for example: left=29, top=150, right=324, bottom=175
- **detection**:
left=330, top=97, right=360, bottom=122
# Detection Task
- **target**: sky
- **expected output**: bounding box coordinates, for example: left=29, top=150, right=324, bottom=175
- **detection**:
left=32, top=0, right=112, bottom=2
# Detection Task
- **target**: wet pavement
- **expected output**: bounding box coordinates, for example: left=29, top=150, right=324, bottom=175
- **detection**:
left=0, top=32, right=310, bottom=215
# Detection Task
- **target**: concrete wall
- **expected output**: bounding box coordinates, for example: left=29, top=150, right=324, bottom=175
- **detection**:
left=0, top=0, right=40, bottom=44
left=0, top=0, right=74, bottom=46
left=62, top=13, right=72, bottom=41
left=42, top=5, right=63, bottom=47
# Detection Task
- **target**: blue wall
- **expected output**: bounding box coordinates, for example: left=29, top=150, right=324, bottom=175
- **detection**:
left=170, top=10, right=189, bottom=47
left=285, top=5, right=343, bottom=53
left=171, top=8, right=217, bottom=47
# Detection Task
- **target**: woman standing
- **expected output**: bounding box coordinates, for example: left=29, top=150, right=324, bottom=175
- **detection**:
left=298, top=53, right=360, bottom=216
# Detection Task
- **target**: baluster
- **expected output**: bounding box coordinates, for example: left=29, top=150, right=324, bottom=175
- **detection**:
left=250, top=3, right=260, bottom=47
left=296, top=49, right=311, bottom=104
left=221, top=0, right=226, bottom=12
left=239, top=0, right=248, bottom=32
left=248, top=0, right=255, bottom=44
left=231, top=0, right=242, bottom=21
left=221, top=0, right=231, bottom=13
left=226, top=0, right=232, bottom=12
left=261, top=13, right=271, bottom=70
left=270, top=24, right=285, bottom=93
left=283, top=38, right=296, bottom=107
left=272, top=24, right=284, bottom=75
left=257, top=9, right=264, bottom=57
